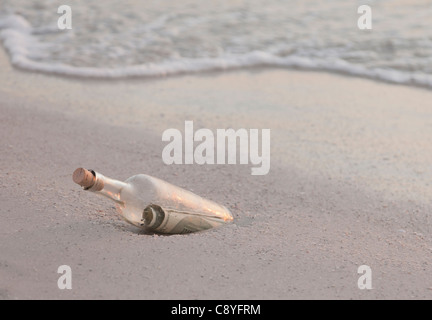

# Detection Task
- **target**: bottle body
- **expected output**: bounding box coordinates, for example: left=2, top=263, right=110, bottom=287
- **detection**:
left=81, top=170, right=233, bottom=234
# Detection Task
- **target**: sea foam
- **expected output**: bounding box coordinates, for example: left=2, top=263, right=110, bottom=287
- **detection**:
left=1, top=10, right=432, bottom=88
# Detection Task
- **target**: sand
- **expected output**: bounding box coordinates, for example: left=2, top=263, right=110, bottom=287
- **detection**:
left=1, top=47, right=432, bottom=300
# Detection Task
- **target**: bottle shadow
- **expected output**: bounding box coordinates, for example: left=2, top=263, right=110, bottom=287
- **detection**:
left=121, top=223, right=168, bottom=236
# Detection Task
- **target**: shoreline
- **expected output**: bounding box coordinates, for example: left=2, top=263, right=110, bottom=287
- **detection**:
left=3, top=48, right=432, bottom=94
left=1, top=46, right=432, bottom=299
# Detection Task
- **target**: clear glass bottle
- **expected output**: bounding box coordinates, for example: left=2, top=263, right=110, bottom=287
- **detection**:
left=73, top=168, right=233, bottom=234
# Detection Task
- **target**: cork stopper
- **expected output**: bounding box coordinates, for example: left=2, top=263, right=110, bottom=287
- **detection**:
left=73, top=168, right=96, bottom=188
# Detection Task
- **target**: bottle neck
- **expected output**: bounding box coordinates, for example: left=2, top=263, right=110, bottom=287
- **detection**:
left=87, top=172, right=127, bottom=204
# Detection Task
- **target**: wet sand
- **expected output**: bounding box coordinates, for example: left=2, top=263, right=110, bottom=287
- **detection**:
left=1, top=48, right=432, bottom=299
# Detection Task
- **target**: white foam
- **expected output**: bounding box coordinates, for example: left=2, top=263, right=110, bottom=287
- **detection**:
left=1, top=14, right=432, bottom=89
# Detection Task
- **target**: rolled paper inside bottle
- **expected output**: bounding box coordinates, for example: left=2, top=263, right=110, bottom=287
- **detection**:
left=142, top=204, right=165, bottom=229
left=142, top=204, right=230, bottom=234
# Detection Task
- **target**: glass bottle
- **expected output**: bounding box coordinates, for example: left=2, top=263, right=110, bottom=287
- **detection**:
left=73, top=168, right=233, bottom=234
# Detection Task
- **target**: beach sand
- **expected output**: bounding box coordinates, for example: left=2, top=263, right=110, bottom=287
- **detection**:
left=1, top=46, right=432, bottom=299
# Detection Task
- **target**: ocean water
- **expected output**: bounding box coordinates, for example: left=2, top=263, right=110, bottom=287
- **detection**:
left=0, top=0, right=431, bottom=87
